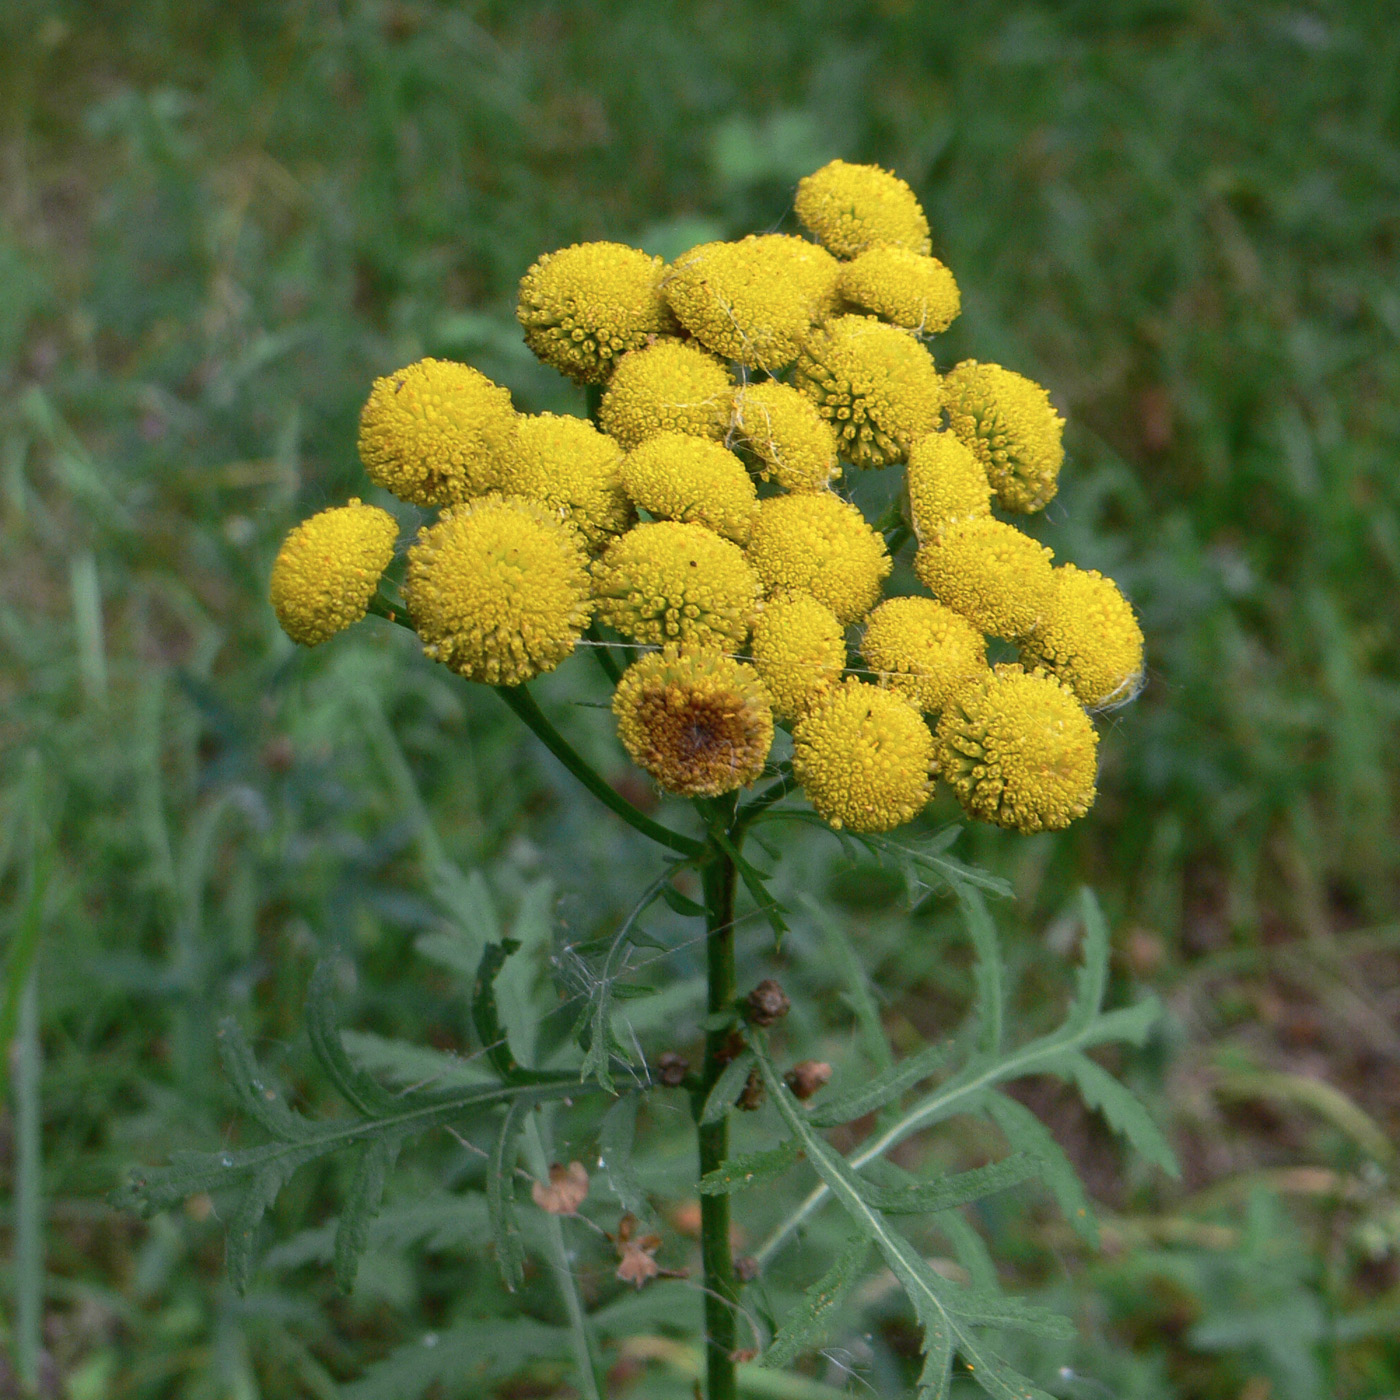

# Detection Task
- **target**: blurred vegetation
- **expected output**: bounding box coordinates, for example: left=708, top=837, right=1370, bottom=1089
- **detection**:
left=1, top=0, right=1398, bottom=1396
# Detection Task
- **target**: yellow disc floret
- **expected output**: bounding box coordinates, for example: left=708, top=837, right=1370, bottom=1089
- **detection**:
left=270, top=499, right=398, bottom=647
left=730, top=382, right=840, bottom=493
left=749, top=591, right=847, bottom=722
left=837, top=246, right=960, bottom=335
left=405, top=495, right=592, bottom=685
left=598, top=339, right=734, bottom=451
left=745, top=493, right=891, bottom=624
left=914, top=517, right=1054, bottom=641
left=663, top=238, right=817, bottom=372
left=944, top=360, right=1065, bottom=514
left=936, top=665, right=1098, bottom=832
left=1021, top=565, right=1145, bottom=710
left=592, top=521, right=759, bottom=649
left=358, top=358, right=516, bottom=507
left=746, top=234, right=843, bottom=321
left=613, top=646, right=774, bottom=796
left=794, top=315, right=943, bottom=470
left=906, top=431, right=993, bottom=542
left=860, top=596, right=987, bottom=714
left=497, top=412, right=633, bottom=549
left=619, top=433, right=758, bottom=544
left=516, top=241, right=676, bottom=385
left=793, top=679, right=934, bottom=832
left=794, top=159, right=931, bottom=259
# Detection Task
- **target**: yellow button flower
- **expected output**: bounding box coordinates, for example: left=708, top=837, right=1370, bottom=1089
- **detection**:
left=496, top=412, right=633, bottom=549
left=794, top=159, right=931, bottom=258
left=613, top=645, right=774, bottom=796
left=598, top=339, right=734, bottom=451
left=516, top=241, right=676, bottom=385
left=1021, top=564, right=1145, bottom=709
left=936, top=665, right=1098, bottom=832
left=405, top=494, right=592, bottom=686
left=794, top=315, right=942, bottom=470
left=730, top=381, right=840, bottom=493
left=860, top=596, right=987, bottom=714
left=663, top=238, right=818, bottom=372
left=905, top=431, right=994, bottom=543
left=270, top=499, right=398, bottom=647
left=749, top=591, right=847, bottom=722
left=747, top=233, right=843, bottom=321
left=914, top=517, right=1054, bottom=641
left=793, top=679, right=934, bottom=832
left=944, top=359, right=1065, bottom=514
left=592, top=520, right=759, bottom=649
left=619, top=432, right=758, bottom=544
left=358, top=358, right=516, bottom=507
left=837, top=246, right=960, bottom=335
left=745, top=493, right=891, bottom=624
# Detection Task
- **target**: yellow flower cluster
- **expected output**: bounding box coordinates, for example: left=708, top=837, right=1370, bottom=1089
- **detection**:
left=270, top=159, right=1141, bottom=836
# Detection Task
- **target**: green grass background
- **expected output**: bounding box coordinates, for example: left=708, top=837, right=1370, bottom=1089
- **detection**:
left=2, top=1, right=1399, bottom=1396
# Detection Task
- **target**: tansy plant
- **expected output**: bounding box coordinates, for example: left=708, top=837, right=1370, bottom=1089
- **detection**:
left=117, top=160, right=1169, bottom=1400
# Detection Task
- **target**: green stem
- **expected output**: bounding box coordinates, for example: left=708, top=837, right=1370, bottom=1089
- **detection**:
left=584, top=621, right=624, bottom=686
left=695, top=803, right=741, bottom=1400
left=494, top=686, right=703, bottom=857
left=13, top=968, right=42, bottom=1391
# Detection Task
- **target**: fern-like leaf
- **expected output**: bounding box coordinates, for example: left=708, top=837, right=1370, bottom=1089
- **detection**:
left=983, top=1091, right=1099, bottom=1246
left=698, top=1138, right=801, bottom=1195
left=488, top=1099, right=531, bottom=1290
left=808, top=1039, right=956, bottom=1127
left=762, top=1235, right=870, bottom=1369
left=335, top=1137, right=399, bottom=1293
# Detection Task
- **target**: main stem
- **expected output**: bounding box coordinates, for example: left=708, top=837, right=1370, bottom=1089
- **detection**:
left=697, top=822, right=740, bottom=1400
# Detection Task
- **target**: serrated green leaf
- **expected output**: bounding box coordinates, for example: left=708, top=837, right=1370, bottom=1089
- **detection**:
left=983, top=1092, right=1099, bottom=1247
left=857, top=1154, right=1036, bottom=1215
left=700, top=1049, right=755, bottom=1125
left=932, top=1208, right=998, bottom=1290
left=698, top=1138, right=800, bottom=1194
left=660, top=883, right=705, bottom=917
left=262, top=1194, right=493, bottom=1271
left=306, top=962, right=398, bottom=1117
left=598, top=1095, right=649, bottom=1220
left=473, top=939, right=528, bottom=1081
left=763, top=1235, right=870, bottom=1368
left=227, top=1165, right=285, bottom=1295
left=215, top=1017, right=310, bottom=1143
left=1076, top=995, right=1163, bottom=1050
left=340, top=1030, right=491, bottom=1092
left=493, top=879, right=556, bottom=1066
left=754, top=1042, right=1057, bottom=1400
left=1066, top=887, right=1110, bottom=1033
left=489, top=1099, right=531, bottom=1291
left=952, top=1289, right=1077, bottom=1340
left=711, top=828, right=788, bottom=939
left=1062, top=1053, right=1180, bottom=1177
left=800, top=895, right=893, bottom=1074
left=960, top=889, right=1004, bottom=1054
left=334, top=1136, right=399, bottom=1293
left=808, top=1038, right=956, bottom=1127
left=413, top=928, right=482, bottom=979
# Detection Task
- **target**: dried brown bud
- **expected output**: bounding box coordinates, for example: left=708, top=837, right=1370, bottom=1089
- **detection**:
left=737, top=1066, right=765, bottom=1112
left=613, top=1212, right=663, bottom=1288
left=745, top=978, right=790, bottom=1027
left=656, top=1051, right=690, bottom=1087
left=531, top=1161, right=590, bottom=1216
left=735, top=1255, right=760, bottom=1282
left=730, top=1348, right=759, bottom=1363
left=715, top=1029, right=747, bottom=1066
left=784, top=1060, right=833, bottom=1101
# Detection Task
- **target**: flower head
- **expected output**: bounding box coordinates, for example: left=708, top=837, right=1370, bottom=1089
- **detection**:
left=935, top=665, right=1098, bottom=831
left=944, top=360, right=1065, bottom=514
left=593, top=521, right=759, bottom=649
left=599, top=339, right=733, bottom=451
left=1021, top=565, right=1144, bottom=709
left=860, top=596, right=987, bottom=714
left=794, top=315, right=942, bottom=470
left=793, top=680, right=933, bottom=831
left=837, top=247, right=960, bottom=334
left=794, top=159, right=931, bottom=258
left=749, top=591, right=847, bottom=721
left=914, top=517, right=1054, bottom=640
left=358, top=358, right=516, bottom=507
left=613, top=646, right=773, bottom=796
left=745, top=492, right=891, bottom=624
left=516, top=242, right=676, bottom=384
left=730, top=381, right=840, bottom=493
left=497, top=412, right=633, bottom=548
left=270, top=499, right=398, bottom=647
left=405, top=494, right=592, bottom=685
left=620, top=433, right=758, bottom=544
left=663, top=238, right=818, bottom=372
left=905, top=431, right=993, bottom=542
